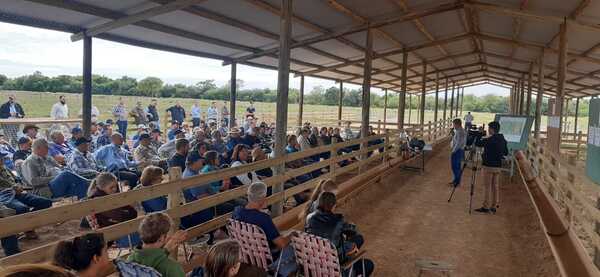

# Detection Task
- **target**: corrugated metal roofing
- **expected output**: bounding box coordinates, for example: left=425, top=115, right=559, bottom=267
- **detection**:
left=1, top=0, right=599, bottom=98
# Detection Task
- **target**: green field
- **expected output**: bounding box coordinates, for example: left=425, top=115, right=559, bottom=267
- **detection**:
left=1, top=90, right=589, bottom=133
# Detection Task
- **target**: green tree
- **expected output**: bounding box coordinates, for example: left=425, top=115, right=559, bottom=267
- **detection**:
left=0, top=74, right=7, bottom=87
left=137, top=77, right=163, bottom=97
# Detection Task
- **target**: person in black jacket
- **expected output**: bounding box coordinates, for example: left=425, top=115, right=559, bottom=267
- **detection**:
left=305, top=192, right=374, bottom=277
left=474, top=121, right=508, bottom=214
left=0, top=94, right=25, bottom=119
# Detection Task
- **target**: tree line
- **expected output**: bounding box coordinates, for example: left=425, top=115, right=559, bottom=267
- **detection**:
left=0, top=71, right=589, bottom=115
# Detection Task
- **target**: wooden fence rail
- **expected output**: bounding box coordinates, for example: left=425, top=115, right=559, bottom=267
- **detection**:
left=0, top=118, right=453, bottom=267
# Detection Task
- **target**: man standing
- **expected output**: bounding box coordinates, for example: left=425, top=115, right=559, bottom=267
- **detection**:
left=113, top=97, right=128, bottom=137
left=474, top=121, right=508, bottom=214
left=190, top=101, right=202, bottom=128
left=0, top=94, right=24, bottom=119
left=146, top=99, right=160, bottom=129
left=450, top=118, right=466, bottom=187
left=50, top=95, right=69, bottom=120
left=221, top=101, right=230, bottom=127
left=245, top=100, right=256, bottom=117
left=131, top=101, right=148, bottom=125
left=464, top=112, right=474, bottom=130
left=166, top=101, right=185, bottom=125
left=134, top=133, right=167, bottom=170
left=206, top=102, right=218, bottom=124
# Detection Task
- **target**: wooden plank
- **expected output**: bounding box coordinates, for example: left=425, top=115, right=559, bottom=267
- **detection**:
left=398, top=51, right=408, bottom=129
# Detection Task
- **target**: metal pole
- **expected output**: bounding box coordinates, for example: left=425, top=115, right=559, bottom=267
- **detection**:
left=338, top=81, right=343, bottom=126
left=361, top=26, right=373, bottom=152
left=229, top=62, right=237, bottom=129
left=298, top=74, right=304, bottom=127
left=398, top=50, right=408, bottom=129
left=534, top=54, right=544, bottom=137
left=272, top=0, right=292, bottom=216
left=82, top=36, right=92, bottom=138
left=434, top=72, right=439, bottom=123
left=420, top=62, right=426, bottom=127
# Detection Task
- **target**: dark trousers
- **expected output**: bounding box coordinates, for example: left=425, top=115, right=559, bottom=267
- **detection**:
left=116, top=120, right=128, bottom=137
left=114, top=168, right=140, bottom=187
left=1, top=192, right=52, bottom=256
left=451, top=149, right=465, bottom=186
left=192, top=117, right=201, bottom=127
left=49, top=171, right=90, bottom=199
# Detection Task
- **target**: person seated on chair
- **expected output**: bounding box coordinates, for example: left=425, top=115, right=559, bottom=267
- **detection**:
left=48, top=130, right=73, bottom=166
left=305, top=192, right=374, bottom=277
left=67, top=137, right=100, bottom=179
left=158, top=130, right=186, bottom=159
left=299, top=179, right=338, bottom=221
left=87, top=172, right=140, bottom=247
left=54, top=232, right=161, bottom=277
left=474, top=121, right=508, bottom=214
left=0, top=150, right=52, bottom=257
left=21, top=138, right=90, bottom=200
left=205, top=239, right=267, bottom=277
left=127, top=212, right=187, bottom=277
left=95, top=121, right=113, bottom=149
left=134, top=133, right=167, bottom=171
left=150, top=129, right=163, bottom=151
left=251, top=147, right=272, bottom=178
left=68, top=127, right=84, bottom=148
left=94, top=133, right=140, bottom=188
left=13, top=137, right=32, bottom=163
left=167, top=120, right=181, bottom=141
left=230, top=144, right=260, bottom=188
left=167, top=138, right=190, bottom=172
left=232, top=182, right=297, bottom=276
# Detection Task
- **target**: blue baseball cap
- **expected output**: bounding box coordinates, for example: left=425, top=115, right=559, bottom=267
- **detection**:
left=186, top=152, right=203, bottom=164
left=71, top=126, right=82, bottom=134
left=73, top=137, right=92, bottom=146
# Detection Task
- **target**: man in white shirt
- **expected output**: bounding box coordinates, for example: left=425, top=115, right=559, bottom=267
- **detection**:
left=450, top=118, right=467, bottom=187
left=50, top=95, right=69, bottom=120
left=464, top=112, right=474, bottom=130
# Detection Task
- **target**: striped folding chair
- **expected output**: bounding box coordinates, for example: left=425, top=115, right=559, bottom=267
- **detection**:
left=226, top=218, right=281, bottom=275
left=86, top=214, right=134, bottom=257
left=290, top=231, right=366, bottom=277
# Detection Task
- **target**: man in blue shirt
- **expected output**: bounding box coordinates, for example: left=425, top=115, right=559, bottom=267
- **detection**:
left=48, top=130, right=73, bottom=166
left=190, top=102, right=202, bottom=128
left=232, top=182, right=297, bottom=276
left=94, top=133, right=140, bottom=187
left=166, top=102, right=185, bottom=125
left=167, top=121, right=181, bottom=141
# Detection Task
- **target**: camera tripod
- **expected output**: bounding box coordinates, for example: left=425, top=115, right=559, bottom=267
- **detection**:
left=447, top=146, right=482, bottom=214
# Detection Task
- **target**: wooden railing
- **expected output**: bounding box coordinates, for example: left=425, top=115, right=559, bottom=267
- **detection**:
left=339, top=118, right=453, bottom=140
left=525, top=137, right=600, bottom=272
left=538, top=130, right=588, bottom=161
left=0, top=118, right=453, bottom=269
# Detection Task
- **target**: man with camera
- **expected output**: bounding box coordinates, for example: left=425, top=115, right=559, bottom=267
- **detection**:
left=474, top=121, right=508, bottom=214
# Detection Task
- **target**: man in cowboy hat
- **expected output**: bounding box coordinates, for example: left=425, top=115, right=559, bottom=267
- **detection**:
left=22, top=124, right=39, bottom=141
left=226, top=127, right=244, bottom=154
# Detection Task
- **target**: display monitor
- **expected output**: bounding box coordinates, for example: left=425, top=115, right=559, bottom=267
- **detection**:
left=493, top=114, right=534, bottom=152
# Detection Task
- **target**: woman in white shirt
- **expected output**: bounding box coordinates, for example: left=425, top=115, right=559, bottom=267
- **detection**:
left=229, top=144, right=259, bottom=188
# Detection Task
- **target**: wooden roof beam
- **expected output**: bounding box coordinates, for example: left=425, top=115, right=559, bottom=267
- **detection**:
left=506, top=0, right=529, bottom=69
left=71, top=0, right=207, bottom=41
left=371, top=61, right=483, bottom=86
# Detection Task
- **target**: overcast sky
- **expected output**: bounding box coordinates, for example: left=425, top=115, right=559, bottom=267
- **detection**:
left=0, top=22, right=508, bottom=96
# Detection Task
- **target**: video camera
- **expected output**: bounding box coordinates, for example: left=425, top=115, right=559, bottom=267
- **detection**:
left=466, top=124, right=486, bottom=147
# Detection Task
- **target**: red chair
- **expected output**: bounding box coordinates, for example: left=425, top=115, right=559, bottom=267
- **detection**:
left=290, top=231, right=366, bottom=277
left=226, top=218, right=281, bottom=275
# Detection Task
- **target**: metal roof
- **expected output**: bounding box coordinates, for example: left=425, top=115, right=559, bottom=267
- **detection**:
left=1, top=0, right=599, bottom=98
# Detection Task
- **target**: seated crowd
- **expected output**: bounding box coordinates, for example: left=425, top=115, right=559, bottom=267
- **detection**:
left=0, top=115, right=380, bottom=276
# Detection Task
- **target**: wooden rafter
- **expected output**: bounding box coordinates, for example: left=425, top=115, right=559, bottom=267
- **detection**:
left=506, top=0, right=529, bottom=69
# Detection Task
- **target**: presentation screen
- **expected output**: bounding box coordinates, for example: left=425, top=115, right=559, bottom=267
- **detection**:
left=493, top=114, right=534, bottom=151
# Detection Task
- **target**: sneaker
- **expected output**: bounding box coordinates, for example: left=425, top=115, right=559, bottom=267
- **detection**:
left=490, top=207, right=497, bottom=214
left=0, top=204, right=16, bottom=218
left=474, top=207, right=490, bottom=213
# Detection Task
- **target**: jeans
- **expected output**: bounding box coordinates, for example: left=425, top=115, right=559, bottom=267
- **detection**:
left=49, top=171, right=90, bottom=199
left=192, top=117, right=201, bottom=127
left=114, top=168, right=140, bottom=187
left=117, top=120, right=128, bottom=137
left=223, top=117, right=229, bottom=127
left=451, top=149, right=465, bottom=186
left=270, top=245, right=298, bottom=277
left=344, top=259, right=375, bottom=277
left=1, top=192, right=52, bottom=256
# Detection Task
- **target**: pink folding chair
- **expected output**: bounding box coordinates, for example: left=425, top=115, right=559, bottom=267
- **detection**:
left=290, top=231, right=366, bottom=277
left=226, top=218, right=282, bottom=275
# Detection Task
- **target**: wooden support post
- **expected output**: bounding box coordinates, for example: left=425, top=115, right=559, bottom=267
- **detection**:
left=535, top=51, right=544, bottom=137
left=330, top=137, right=338, bottom=182
left=455, top=86, right=461, bottom=116
left=360, top=26, right=373, bottom=167
left=420, top=62, right=427, bottom=127
left=167, top=166, right=183, bottom=258
left=298, top=74, right=304, bottom=128
left=272, top=0, right=293, bottom=216
left=526, top=67, right=532, bottom=115
left=450, top=82, right=455, bottom=119
left=82, top=36, right=92, bottom=138
left=564, top=98, right=570, bottom=137
left=519, top=77, right=525, bottom=115
left=229, top=62, right=237, bottom=128
left=398, top=50, right=408, bottom=129
left=408, top=94, right=412, bottom=124
left=460, top=87, right=464, bottom=116
left=574, top=97, right=580, bottom=137
left=338, top=81, right=343, bottom=126
left=443, top=78, right=448, bottom=120
left=548, top=20, right=567, bottom=154
left=434, top=72, right=439, bottom=123
left=383, top=89, right=388, bottom=129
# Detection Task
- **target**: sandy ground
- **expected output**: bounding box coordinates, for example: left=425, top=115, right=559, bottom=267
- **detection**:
left=337, top=149, right=560, bottom=277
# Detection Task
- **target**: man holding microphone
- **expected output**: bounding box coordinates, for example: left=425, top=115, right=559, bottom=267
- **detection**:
left=474, top=121, right=508, bottom=214
left=449, top=118, right=466, bottom=187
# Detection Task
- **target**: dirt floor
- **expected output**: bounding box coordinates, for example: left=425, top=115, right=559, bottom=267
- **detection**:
left=338, top=149, right=561, bottom=277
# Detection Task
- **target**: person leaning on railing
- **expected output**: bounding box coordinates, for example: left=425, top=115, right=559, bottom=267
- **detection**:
left=0, top=149, right=52, bottom=257
left=21, top=138, right=90, bottom=200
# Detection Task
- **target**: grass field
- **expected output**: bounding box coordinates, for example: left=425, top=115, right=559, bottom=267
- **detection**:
left=1, top=90, right=589, bottom=133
